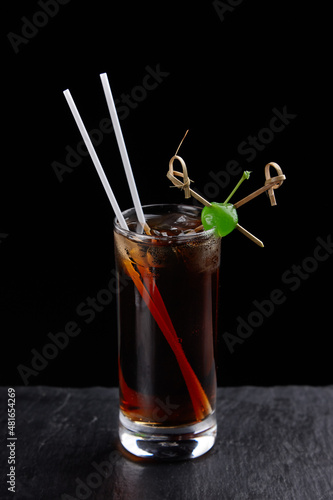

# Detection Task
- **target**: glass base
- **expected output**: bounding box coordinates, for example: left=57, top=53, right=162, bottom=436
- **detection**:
left=119, top=411, right=217, bottom=460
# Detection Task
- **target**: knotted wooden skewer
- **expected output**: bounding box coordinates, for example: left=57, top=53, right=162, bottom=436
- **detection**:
left=167, top=155, right=211, bottom=206
left=234, top=162, right=286, bottom=209
left=167, top=153, right=265, bottom=246
left=167, top=134, right=286, bottom=247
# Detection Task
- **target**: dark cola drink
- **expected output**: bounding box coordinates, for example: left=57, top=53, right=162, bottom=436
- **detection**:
left=114, top=204, right=221, bottom=459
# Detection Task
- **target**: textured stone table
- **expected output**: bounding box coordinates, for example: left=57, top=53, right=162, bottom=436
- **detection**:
left=1, top=386, right=332, bottom=500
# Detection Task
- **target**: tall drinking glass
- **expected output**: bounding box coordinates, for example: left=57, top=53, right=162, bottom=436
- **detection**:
left=114, top=204, right=221, bottom=460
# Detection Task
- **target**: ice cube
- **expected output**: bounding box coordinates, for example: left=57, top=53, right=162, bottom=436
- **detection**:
left=148, top=212, right=202, bottom=235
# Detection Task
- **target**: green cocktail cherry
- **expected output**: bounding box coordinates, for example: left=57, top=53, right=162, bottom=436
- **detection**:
left=201, top=171, right=251, bottom=237
left=168, top=132, right=285, bottom=246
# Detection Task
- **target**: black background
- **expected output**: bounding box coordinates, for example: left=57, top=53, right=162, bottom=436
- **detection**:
left=1, top=0, right=331, bottom=388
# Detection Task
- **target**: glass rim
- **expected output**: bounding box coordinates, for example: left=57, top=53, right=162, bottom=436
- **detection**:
left=113, top=203, right=216, bottom=242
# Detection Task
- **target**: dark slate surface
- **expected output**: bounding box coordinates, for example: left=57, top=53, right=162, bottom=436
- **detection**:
left=1, top=386, right=333, bottom=500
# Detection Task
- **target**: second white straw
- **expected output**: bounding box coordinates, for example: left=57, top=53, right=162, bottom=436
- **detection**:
left=99, top=72, right=148, bottom=233
left=63, top=89, right=128, bottom=231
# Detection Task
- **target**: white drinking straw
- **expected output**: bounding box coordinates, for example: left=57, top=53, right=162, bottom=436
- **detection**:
left=99, top=72, right=147, bottom=231
left=63, top=89, right=128, bottom=230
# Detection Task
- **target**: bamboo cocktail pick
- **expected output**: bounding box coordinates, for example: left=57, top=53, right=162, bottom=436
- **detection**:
left=234, top=162, right=286, bottom=208
left=167, top=132, right=286, bottom=246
